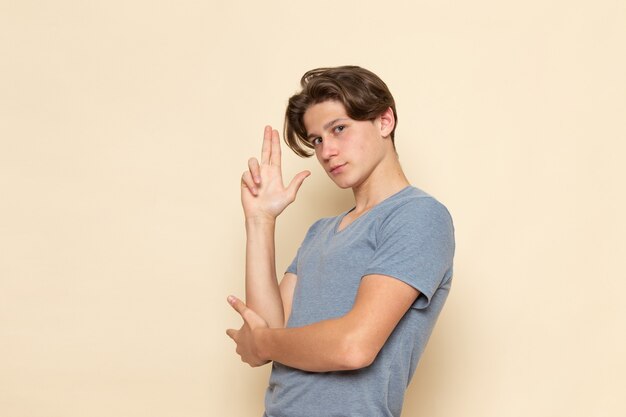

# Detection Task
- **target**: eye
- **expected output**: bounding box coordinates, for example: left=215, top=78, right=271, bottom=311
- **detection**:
left=311, top=137, right=323, bottom=146
left=333, top=125, right=345, bottom=134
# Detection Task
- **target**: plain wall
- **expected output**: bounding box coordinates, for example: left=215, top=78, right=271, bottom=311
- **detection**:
left=1, top=1, right=624, bottom=416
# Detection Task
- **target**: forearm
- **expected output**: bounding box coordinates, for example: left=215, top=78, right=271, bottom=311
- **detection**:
left=245, top=218, right=284, bottom=328
left=254, top=313, right=374, bottom=372
left=229, top=275, right=417, bottom=373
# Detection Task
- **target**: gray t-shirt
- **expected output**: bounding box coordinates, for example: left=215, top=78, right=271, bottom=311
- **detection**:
left=264, top=186, right=455, bottom=417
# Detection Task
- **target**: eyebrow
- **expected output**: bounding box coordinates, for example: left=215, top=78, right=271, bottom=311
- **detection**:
left=306, top=118, right=349, bottom=140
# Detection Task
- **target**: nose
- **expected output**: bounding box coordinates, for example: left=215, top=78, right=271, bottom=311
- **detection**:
left=319, top=136, right=339, bottom=161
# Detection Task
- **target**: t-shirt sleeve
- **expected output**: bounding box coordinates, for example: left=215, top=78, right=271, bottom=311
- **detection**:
left=286, top=252, right=298, bottom=275
left=284, top=218, right=324, bottom=276
left=362, top=197, right=455, bottom=309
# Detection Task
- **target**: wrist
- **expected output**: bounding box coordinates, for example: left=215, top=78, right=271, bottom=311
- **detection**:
left=253, top=327, right=272, bottom=362
left=245, top=215, right=276, bottom=228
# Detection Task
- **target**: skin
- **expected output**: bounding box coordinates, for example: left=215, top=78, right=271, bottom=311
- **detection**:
left=226, top=100, right=421, bottom=372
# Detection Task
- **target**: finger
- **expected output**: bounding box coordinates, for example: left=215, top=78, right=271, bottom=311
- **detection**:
left=241, top=171, right=258, bottom=195
left=227, top=295, right=248, bottom=316
left=261, top=126, right=271, bottom=165
left=269, top=129, right=281, bottom=167
left=286, top=170, right=311, bottom=199
left=228, top=295, right=265, bottom=327
left=226, top=328, right=237, bottom=340
left=248, top=157, right=261, bottom=184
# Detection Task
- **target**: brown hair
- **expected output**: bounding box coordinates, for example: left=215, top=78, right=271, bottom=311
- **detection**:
left=284, top=66, right=398, bottom=157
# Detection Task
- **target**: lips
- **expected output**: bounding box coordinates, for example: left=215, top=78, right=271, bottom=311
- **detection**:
left=329, top=163, right=347, bottom=175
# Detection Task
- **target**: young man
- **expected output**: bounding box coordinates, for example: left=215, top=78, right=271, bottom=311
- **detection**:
left=226, top=66, right=455, bottom=417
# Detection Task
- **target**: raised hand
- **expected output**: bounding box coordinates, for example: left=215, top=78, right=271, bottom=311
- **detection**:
left=241, top=126, right=310, bottom=222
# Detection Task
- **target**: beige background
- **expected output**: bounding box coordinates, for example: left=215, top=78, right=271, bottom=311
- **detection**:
left=1, top=1, right=624, bottom=416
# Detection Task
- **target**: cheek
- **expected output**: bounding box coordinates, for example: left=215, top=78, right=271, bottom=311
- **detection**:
left=356, top=137, right=371, bottom=155
left=315, top=150, right=325, bottom=166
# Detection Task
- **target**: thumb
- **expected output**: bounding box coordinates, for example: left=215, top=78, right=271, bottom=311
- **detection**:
left=286, top=170, right=310, bottom=198
left=227, top=295, right=248, bottom=316
left=227, top=295, right=267, bottom=328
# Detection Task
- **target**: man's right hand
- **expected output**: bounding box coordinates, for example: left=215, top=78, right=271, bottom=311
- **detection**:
left=241, top=126, right=310, bottom=222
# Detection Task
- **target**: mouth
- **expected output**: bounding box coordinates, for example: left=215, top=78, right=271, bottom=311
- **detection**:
left=329, top=163, right=347, bottom=175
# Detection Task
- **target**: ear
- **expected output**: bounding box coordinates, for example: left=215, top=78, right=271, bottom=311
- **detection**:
left=377, top=107, right=395, bottom=139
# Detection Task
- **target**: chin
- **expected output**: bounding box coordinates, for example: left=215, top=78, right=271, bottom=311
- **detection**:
left=329, top=174, right=362, bottom=190
left=327, top=176, right=351, bottom=189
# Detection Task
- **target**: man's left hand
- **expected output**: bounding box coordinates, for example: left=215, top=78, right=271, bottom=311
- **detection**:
left=226, top=295, right=271, bottom=367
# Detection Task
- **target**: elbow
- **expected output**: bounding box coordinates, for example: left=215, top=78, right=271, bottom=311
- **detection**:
left=337, top=334, right=378, bottom=371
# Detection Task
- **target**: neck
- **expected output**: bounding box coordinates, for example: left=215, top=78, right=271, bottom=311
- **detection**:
left=351, top=153, right=410, bottom=213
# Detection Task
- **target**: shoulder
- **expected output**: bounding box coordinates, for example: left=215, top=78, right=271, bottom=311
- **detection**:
left=379, top=186, right=454, bottom=232
left=300, top=214, right=338, bottom=242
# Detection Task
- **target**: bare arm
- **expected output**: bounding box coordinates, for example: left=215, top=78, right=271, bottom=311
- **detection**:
left=240, top=126, right=309, bottom=328
left=279, top=272, right=298, bottom=327
left=227, top=274, right=419, bottom=372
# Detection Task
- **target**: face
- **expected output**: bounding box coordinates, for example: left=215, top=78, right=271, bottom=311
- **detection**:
left=303, top=100, right=392, bottom=189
